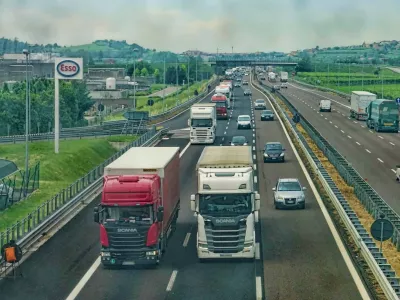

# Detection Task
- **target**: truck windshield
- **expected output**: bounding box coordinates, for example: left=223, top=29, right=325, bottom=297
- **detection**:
left=191, top=118, right=213, bottom=127
left=103, top=206, right=153, bottom=223
left=199, top=193, right=252, bottom=216
left=214, top=102, right=226, bottom=108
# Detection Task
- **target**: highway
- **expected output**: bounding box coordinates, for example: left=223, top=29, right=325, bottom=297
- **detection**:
left=262, top=79, right=400, bottom=215
left=249, top=78, right=365, bottom=299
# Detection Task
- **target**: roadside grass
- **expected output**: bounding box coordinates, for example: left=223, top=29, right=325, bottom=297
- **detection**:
left=0, top=135, right=137, bottom=232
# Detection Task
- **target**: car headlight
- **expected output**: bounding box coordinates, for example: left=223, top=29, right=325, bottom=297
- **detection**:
left=264, top=153, right=268, bottom=157
left=280, top=152, right=285, bottom=156
left=297, top=194, right=305, bottom=200
left=277, top=195, right=284, bottom=200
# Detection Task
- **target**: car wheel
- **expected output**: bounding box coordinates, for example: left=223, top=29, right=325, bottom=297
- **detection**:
left=300, top=203, right=305, bottom=210
left=281, top=157, right=285, bottom=162
left=274, top=201, right=279, bottom=209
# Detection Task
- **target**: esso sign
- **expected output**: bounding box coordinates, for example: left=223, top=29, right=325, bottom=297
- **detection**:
left=56, top=60, right=80, bottom=78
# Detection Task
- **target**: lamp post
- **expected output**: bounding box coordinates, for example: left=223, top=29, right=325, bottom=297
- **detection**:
left=22, top=49, right=30, bottom=194
left=132, top=48, right=139, bottom=110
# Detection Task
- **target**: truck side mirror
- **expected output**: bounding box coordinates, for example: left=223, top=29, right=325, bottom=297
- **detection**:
left=157, top=206, right=164, bottom=222
left=93, top=206, right=100, bottom=223
left=190, top=194, right=196, bottom=212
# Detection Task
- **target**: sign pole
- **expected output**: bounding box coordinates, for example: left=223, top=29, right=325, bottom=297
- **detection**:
left=55, top=78, right=60, bottom=154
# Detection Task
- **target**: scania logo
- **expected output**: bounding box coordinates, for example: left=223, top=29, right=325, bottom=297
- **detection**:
left=215, top=218, right=236, bottom=224
left=117, top=228, right=138, bottom=233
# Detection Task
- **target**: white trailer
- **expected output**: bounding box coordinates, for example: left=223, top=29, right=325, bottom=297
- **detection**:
left=188, top=103, right=217, bottom=144
left=215, top=85, right=231, bottom=102
left=350, top=91, right=377, bottom=120
left=280, top=72, right=288, bottom=82
left=190, top=146, right=260, bottom=261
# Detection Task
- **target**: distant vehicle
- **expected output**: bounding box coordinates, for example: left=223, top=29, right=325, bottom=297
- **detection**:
left=230, top=136, right=248, bottom=146
left=211, top=94, right=229, bottom=119
left=268, top=72, right=276, bottom=82
left=280, top=72, right=288, bottom=82
left=281, top=82, right=288, bottom=89
left=350, top=91, right=377, bottom=120
left=261, top=109, right=274, bottom=121
left=237, top=115, right=252, bottom=129
left=272, top=178, right=306, bottom=209
left=245, top=73, right=249, bottom=76
left=188, top=103, right=217, bottom=144
left=273, top=85, right=280, bottom=90
left=366, top=99, right=399, bottom=132
left=254, top=99, right=267, bottom=110
left=259, top=75, right=266, bottom=80
left=234, top=83, right=241, bottom=88
left=244, top=89, right=252, bottom=96
left=242, top=81, right=249, bottom=85
left=263, top=142, right=285, bottom=162
left=95, top=147, right=181, bottom=267
left=319, top=100, right=331, bottom=112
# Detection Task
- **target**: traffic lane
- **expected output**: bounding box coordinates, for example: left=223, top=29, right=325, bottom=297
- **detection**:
left=250, top=86, right=363, bottom=300
left=75, top=141, right=204, bottom=300
left=0, top=137, right=191, bottom=300
left=283, top=93, right=400, bottom=213
left=165, top=94, right=256, bottom=300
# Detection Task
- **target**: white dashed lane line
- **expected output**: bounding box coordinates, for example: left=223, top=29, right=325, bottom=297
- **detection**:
left=334, top=125, right=338, bottom=128
left=377, top=158, right=384, bottom=163
left=340, top=130, right=345, bottom=133
left=365, top=149, right=371, bottom=153
left=356, top=142, right=361, bottom=145
left=390, top=142, right=395, bottom=146
left=378, top=136, right=384, bottom=139
left=347, top=135, right=352, bottom=139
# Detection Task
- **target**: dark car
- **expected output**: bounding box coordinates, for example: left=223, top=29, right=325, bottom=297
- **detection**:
left=262, top=142, right=285, bottom=162
left=261, top=110, right=274, bottom=121
left=230, top=136, right=248, bottom=146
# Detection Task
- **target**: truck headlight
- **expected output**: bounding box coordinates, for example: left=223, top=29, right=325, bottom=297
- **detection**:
left=101, top=252, right=111, bottom=257
left=244, top=241, right=253, bottom=247
left=146, top=251, right=157, bottom=256
left=198, top=242, right=207, bottom=248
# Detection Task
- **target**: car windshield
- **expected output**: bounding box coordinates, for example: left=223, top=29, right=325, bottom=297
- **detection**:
left=238, top=116, right=250, bottom=121
left=103, top=205, right=153, bottom=224
left=277, top=182, right=301, bottom=192
left=266, top=143, right=282, bottom=150
left=263, top=110, right=272, bottom=115
left=199, top=193, right=252, bottom=216
left=232, top=136, right=246, bottom=143
left=256, top=100, right=264, bottom=103
left=191, top=118, right=212, bottom=127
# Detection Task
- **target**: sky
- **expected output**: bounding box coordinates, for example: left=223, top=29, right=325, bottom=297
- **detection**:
left=0, top=0, right=399, bottom=53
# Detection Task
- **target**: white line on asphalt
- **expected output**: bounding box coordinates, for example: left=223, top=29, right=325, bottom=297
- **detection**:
left=334, top=125, right=338, bottom=128
left=366, top=149, right=371, bottom=153
left=253, top=164, right=257, bottom=170
left=347, top=135, right=352, bottom=139
left=340, top=130, right=345, bottom=133
left=347, top=117, right=351, bottom=120
left=256, top=276, right=263, bottom=300
left=222, top=137, right=224, bottom=141
left=254, top=176, right=258, bottom=183
left=329, top=121, right=332, bottom=124
left=253, top=146, right=256, bottom=151
left=65, top=257, right=101, bottom=300
left=183, top=233, right=191, bottom=247
left=166, top=270, right=178, bottom=292
left=225, top=126, right=228, bottom=130
left=378, top=135, right=384, bottom=139
left=255, top=243, right=260, bottom=260
left=224, top=131, right=226, bottom=135
left=356, top=142, right=361, bottom=145
left=391, top=169, right=396, bottom=173
left=390, top=142, right=395, bottom=146
left=255, top=210, right=259, bottom=223
left=353, top=121, right=358, bottom=124
left=342, top=113, right=345, bottom=116
left=325, top=117, right=328, bottom=120
left=253, top=140, right=256, bottom=144
left=377, top=158, right=384, bottom=163
left=180, top=142, right=191, bottom=157
left=253, top=133, right=255, bottom=137
left=369, top=130, right=373, bottom=133
left=253, top=154, right=256, bottom=160
left=361, top=125, right=365, bottom=128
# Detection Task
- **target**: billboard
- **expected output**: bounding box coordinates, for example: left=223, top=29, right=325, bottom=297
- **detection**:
left=54, top=57, right=83, bottom=80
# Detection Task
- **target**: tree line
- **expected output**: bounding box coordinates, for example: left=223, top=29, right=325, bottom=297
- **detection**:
left=0, top=79, right=94, bottom=136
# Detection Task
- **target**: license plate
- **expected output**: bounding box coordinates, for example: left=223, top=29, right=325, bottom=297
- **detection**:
left=287, top=200, right=294, bottom=204
left=220, top=254, right=232, bottom=257
left=122, top=261, right=135, bottom=265
left=384, top=123, right=392, bottom=126
left=272, top=157, right=276, bottom=160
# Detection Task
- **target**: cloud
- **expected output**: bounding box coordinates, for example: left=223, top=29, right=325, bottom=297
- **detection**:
left=0, top=0, right=399, bottom=53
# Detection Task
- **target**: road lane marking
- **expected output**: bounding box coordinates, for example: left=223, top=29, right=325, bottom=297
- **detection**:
left=166, top=270, right=178, bottom=292
left=334, top=125, right=338, bottom=128
left=329, top=121, right=333, bottom=124
left=256, top=276, right=262, bottom=300
left=253, top=164, right=257, bottom=170
left=254, top=176, right=258, bottom=183
left=356, top=142, right=361, bottom=145
left=180, top=142, right=191, bottom=157
left=340, top=130, right=345, bottom=133
left=390, top=142, right=395, bottom=146
left=255, top=243, right=260, bottom=260
left=347, top=135, right=352, bottom=139
left=377, top=158, right=384, bottom=163
left=253, top=154, right=256, bottom=160
left=369, top=130, right=373, bottom=133
left=183, top=233, right=191, bottom=247
left=366, top=149, right=371, bottom=153
left=392, top=169, right=396, bottom=173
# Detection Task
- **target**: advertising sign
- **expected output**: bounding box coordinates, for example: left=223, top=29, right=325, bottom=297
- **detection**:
left=54, top=57, right=83, bottom=80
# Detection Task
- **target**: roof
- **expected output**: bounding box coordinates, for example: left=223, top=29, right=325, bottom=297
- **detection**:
left=238, top=115, right=251, bottom=118
left=192, top=103, right=216, bottom=107
left=352, top=91, right=376, bottom=96
left=105, top=147, right=179, bottom=171
left=278, top=178, right=300, bottom=183
left=372, top=99, right=397, bottom=106
left=266, top=142, right=281, bottom=145
left=0, top=159, right=19, bottom=180
left=197, top=146, right=253, bottom=169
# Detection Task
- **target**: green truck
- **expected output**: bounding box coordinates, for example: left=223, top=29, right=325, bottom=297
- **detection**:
left=366, top=99, right=399, bottom=132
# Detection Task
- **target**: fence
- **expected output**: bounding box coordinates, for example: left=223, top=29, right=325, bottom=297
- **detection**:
left=0, top=162, right=40, bottom=211
left=0, top=127, right=161, bottom=251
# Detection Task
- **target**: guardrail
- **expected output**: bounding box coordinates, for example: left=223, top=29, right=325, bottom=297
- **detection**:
left=0, top=76, right=218, bottom=143
left=291, top=79, right=351, bottom=99
left=0, top=126, right=168, bottom=271
left=253, top=78, right=400, bottom=299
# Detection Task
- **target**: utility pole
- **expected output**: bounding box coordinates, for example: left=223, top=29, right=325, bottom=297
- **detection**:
left=175, top=58, right=179, bottom=102
left=187, top=56, right=190, bottom=101
left=195, top=55, right=198, bottom=83
left=23, top=49, right=30, bottom=195
left=163, top=58, right=166, bottom=111
left=132, top=48, right=138, bottom=110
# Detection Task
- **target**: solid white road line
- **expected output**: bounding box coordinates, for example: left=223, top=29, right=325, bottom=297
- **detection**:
left=180, top=142, right=191, bottom=158
left=166, top=270, right=178, bottom=292
left=65, top=257, right=101, bottom=300
left=255, top=276, right=263, bottom=300
left=183, top=232, right=191, bottom=247
left=252, top=82, right=371, bottom=300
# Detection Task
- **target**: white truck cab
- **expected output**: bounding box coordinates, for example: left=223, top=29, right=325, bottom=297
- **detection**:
left=188, top=103, right=217, bottom=144
left=319, top=99, right=331, bottom=112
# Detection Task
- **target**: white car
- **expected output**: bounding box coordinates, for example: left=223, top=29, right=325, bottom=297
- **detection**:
left=281, top=83, right=288, bottom=89
left=237, top=115, right=252, bottom=129
left=254, top=99, right=266, bottom=110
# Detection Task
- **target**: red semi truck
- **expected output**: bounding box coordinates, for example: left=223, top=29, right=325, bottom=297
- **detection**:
left=94, top=147, right=180, bottom=267
left=211, top=94, right=229, bottom=119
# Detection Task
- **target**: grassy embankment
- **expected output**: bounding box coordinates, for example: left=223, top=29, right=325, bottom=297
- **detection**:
left=0, top=135, right=137, bottom=232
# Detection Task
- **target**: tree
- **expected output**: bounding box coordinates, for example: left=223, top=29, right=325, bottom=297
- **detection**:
left=295, top=55, right=312, bottom=72
left=135, top=68, right=140, bottom=77
left=140, top=67, right=149, bottom=76
left=2, top=83, right=9, bottom=93
left=153, top=69, right=161, bottom=83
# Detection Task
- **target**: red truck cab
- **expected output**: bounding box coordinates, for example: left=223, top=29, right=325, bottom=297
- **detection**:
left=211, top=94, right=228, bottom=120
left=94, top=147, right=180, bottom=267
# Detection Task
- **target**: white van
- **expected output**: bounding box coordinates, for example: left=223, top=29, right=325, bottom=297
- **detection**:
left=319, top=100, right=331, bottom=112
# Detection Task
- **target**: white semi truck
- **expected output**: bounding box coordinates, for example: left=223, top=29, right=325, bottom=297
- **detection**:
left=268, top=72, right=276, bottom=82
left=280, top=71, right=288, bottom=82
left=350, top=91, right=377, bottom=120
left=188, top=103, right=217, bottom=144
left=190, top=146, right=260, bottom=261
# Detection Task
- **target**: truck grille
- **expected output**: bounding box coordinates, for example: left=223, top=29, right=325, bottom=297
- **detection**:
left=194, top=129, right=209, bottom=141
left=204, top=220, right=246, bottom=253
left=105, top=223, right=151, bottom=260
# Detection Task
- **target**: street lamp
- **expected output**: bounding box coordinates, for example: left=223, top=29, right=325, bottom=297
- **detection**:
left=22, top=49, right=30, bottom=195
left=132, top=48, right=139, bottom=110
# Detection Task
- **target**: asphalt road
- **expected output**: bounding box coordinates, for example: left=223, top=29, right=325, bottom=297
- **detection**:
left=250, top=79, right=363, bottom=300
left=267, top=80, right=400, bottom=215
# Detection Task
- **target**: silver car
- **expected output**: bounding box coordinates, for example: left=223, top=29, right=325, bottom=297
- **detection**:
left=237, top=115, right=252, bottom=129
left=272, top=178, right=306, bottom=209
left=254, top=99, right=266, bottom=110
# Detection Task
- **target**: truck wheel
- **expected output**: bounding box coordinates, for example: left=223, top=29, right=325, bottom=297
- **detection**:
left=375, top=126, right=380, bottom=132
left=198, top=258, right=206, bottom=263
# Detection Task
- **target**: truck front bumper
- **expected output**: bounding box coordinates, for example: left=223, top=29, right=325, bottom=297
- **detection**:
left=197, top=244, right=255, bottom=259
left=190, top=137, right=215, bottom=144
left=100, top=249, right=159, bottom=266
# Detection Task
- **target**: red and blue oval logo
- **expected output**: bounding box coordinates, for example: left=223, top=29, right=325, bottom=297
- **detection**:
left=56, top=60, right=80, bottom=78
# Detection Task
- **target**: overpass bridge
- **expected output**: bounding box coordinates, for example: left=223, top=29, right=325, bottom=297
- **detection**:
left=209, top=57, right=299, bottom=68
